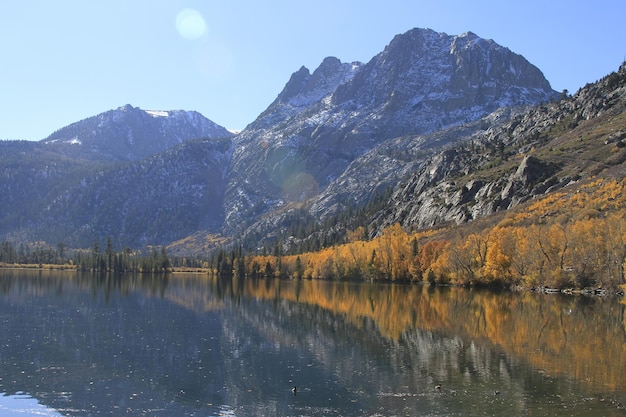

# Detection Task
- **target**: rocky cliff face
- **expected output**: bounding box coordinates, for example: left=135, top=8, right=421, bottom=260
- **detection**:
left=224, top=28, right=558, bottom=233
left=368, top=63, right=626, bottom=236
left=307, top=107, right=516, bottom=220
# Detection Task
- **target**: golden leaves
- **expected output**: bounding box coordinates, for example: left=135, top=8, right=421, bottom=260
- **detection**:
left=245, top=179, right=626, bottom=289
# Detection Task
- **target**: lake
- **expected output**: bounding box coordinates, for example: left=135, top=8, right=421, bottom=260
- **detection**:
left=0, top=269, right=625, bottom=416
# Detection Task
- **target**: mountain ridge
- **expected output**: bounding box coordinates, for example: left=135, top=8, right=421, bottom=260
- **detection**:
left=7, top=27, right=615, bottom=254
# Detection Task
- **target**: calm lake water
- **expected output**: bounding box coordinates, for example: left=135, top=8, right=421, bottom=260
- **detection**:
left=0, top=270, right=625, bottom=416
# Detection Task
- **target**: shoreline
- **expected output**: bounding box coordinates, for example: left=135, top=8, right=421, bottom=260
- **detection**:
left=1, top=264, right=624, bottom=296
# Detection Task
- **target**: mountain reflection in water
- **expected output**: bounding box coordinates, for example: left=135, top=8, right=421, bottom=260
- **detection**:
left=0, top=269, right=624, bottom=416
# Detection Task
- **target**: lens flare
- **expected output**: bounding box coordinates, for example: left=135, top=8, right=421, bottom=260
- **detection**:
left=175, top=9, right=207, bottom=41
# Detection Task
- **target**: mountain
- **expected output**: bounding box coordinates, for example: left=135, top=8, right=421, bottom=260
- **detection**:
left=6, top=27, right=608, bottom=252
left=368, top=63, right=626, bottom=235
left=224, top=28, right=558, bottom=233
left=42, top=104, right=233, bottom=161
left=0, top=106, right=233, bottom=246
left=38, top=137, right=232, bottom=248
left=0, top=140, right=110, bottom=242
left=230, top=63, right=626, bottom=255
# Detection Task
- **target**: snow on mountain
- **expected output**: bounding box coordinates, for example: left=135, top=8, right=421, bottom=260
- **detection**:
left=42, top=104, right=233, bottom=161
left=145, top=110, right=169, bottom=117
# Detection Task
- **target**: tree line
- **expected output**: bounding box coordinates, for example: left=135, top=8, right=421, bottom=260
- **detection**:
left=0, top=240, right=67, bottom=266
left=4, top=178, right=626, bottom=291
left=0, top=237, right=206, bottom=273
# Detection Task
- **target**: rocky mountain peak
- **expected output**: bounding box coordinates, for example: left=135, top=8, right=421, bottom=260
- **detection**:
left=385, top=27, right=447, bottom=54
left=275, top=66, right=312, bottom=105
left=119, top=103, right=135, bottom=111
left=449, top=32, right=554, bottom=102
left=42, top=104, right=233, bottom=161
left=331, top=28, right=451, bottom=107
left=224, top=28, right=559, bottom=232
left=333, top=27, right=557, bottom=117
left=270, top=57, right=361, bottom=109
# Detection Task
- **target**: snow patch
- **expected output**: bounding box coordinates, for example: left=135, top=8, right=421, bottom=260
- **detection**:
left=145, top=110, right=169, bottom=117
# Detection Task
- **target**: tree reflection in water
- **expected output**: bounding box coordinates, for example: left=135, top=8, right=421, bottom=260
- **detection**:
left=0, top=270, right=624, bottom=416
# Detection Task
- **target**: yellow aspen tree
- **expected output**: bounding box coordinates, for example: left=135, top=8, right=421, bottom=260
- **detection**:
left=603, top=214, right=626, bottom=288
left=509, top=226, right=540, bottom=286
left=568, top=218, right=604, bottom=288
left=429, top=241, right=452, bottom=283
left=420, top=240, right=448, bottom=280
left=467, top=230, right=491, bottom=271
left=448, top=233, right=478, bottom=285
left=539, top=223, right=570, bottom=288
left=386, top=224, right=411, bottom=280
left=482, top=226, right=513, bottom=284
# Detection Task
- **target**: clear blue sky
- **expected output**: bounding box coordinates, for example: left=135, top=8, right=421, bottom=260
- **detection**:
left=1, top=0, right=624, bottom=141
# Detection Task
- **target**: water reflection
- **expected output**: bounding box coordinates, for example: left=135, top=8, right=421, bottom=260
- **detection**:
left=0, top=392, right=64, bottom=416
left=0, top=269, right=624, bottom=416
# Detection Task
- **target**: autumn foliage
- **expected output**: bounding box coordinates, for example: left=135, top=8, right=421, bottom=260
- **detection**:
left=242, top=178, right=626, bottom=291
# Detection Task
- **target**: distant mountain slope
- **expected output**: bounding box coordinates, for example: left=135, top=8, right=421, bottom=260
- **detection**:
left=42, top=104, right=233, bottom=161
left=224, top=28, right=558, bottom=232
left=0, top=140, right=110, bottom=242
left=0, top=105, right=233, bottom=246
left=31, top=137, right=232, bottom=248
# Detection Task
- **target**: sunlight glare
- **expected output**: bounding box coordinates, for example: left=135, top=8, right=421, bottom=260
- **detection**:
left=175, top=9, right=207, bottom=41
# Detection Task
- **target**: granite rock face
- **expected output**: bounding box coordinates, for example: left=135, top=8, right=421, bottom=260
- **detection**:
left=366, top=64, right=626, bottom=237
left=224, top=28, right=558, bottom=232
